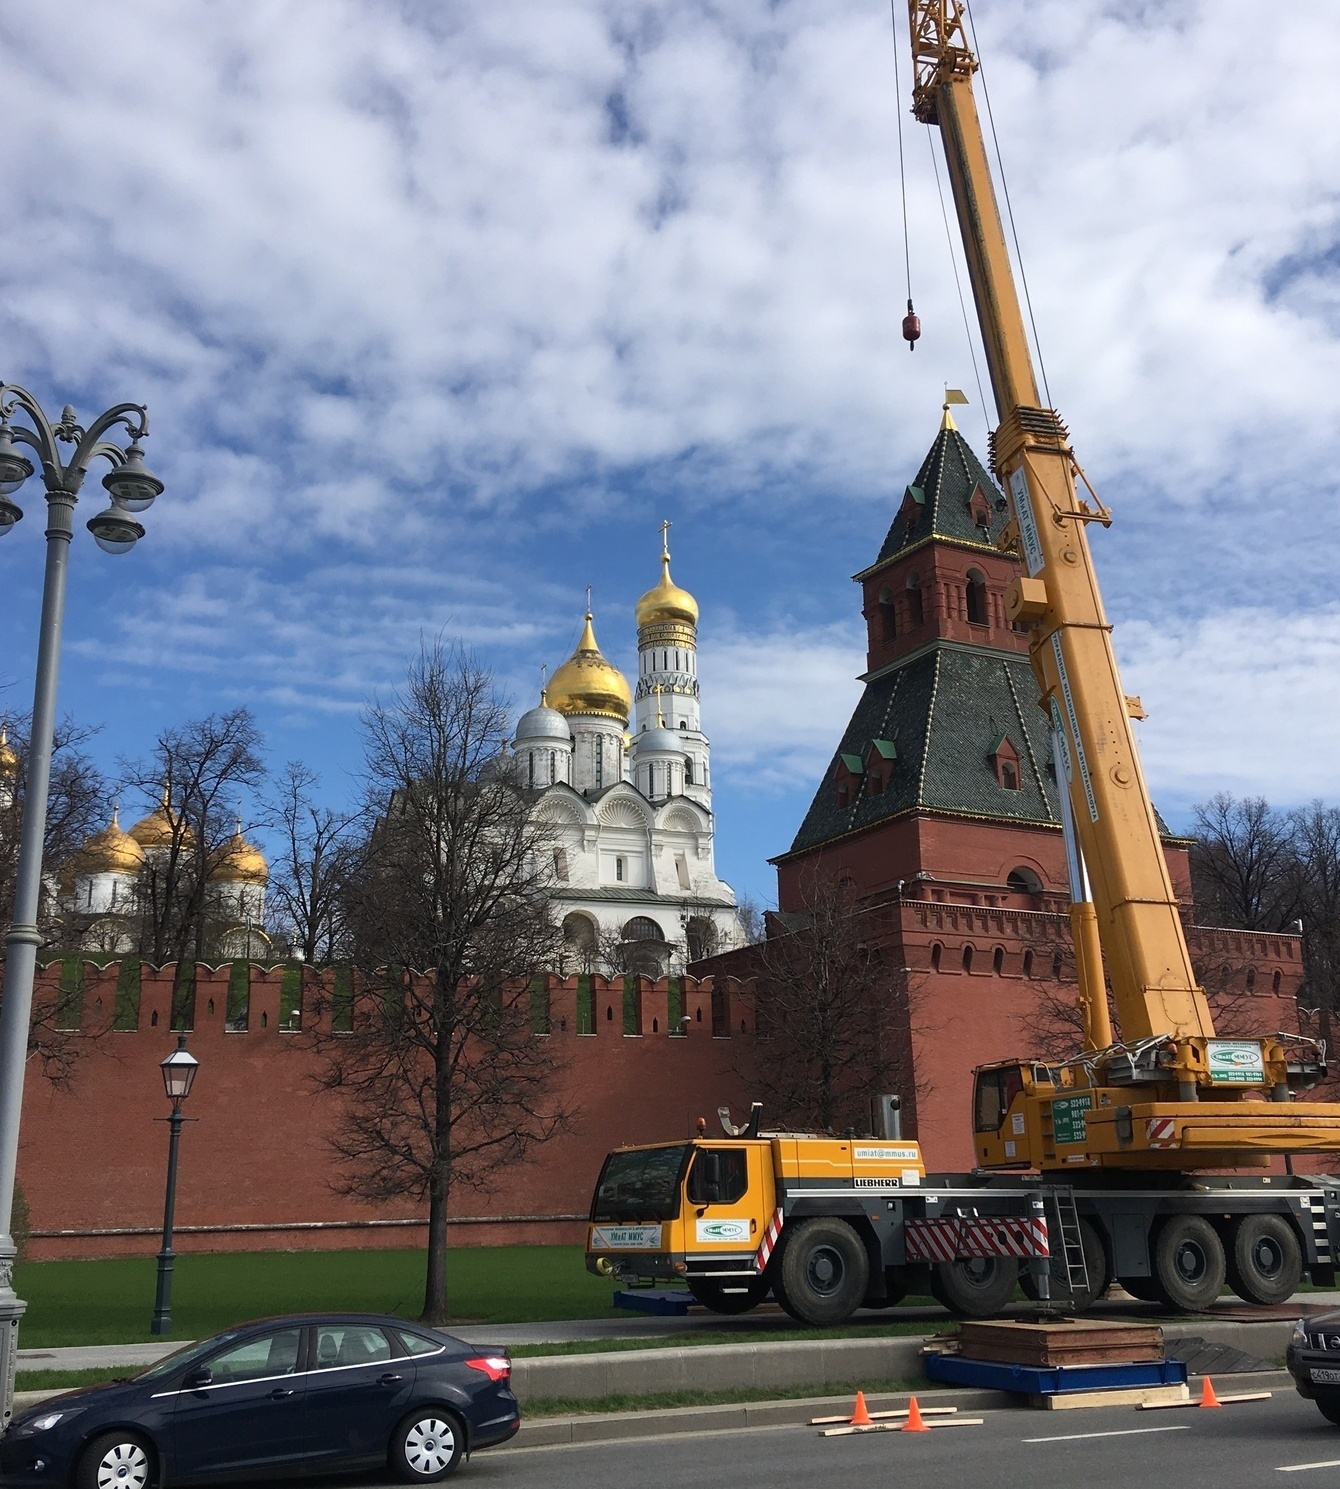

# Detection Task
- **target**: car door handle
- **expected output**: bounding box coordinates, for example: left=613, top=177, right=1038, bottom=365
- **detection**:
left=378, top=1374, right=403, bottom=1386
left=268, top=1388, right=296, bottom=1399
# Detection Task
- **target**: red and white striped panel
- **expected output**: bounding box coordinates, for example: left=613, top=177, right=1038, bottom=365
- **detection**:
left=753, top=1208, right=784, bottom=1273
left=905, top=1215, right=1049, bottom=1263
left=1146, top=1118, right=1178, bottom=1149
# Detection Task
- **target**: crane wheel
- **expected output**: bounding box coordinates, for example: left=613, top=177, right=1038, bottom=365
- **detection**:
left=1151, top=1215, right=1226, bottom=1312
left=1224, top=1214, right=1303, bottom=1305
left=686, top=1278, right=769, bottom=1315
left=929, top=1256, right=1019, bottom=1318
left=774, top=1218, right=869, bottom=1326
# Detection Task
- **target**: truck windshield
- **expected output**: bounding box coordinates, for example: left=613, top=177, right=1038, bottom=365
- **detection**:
left=592, top=1145, right=689, bottom=1222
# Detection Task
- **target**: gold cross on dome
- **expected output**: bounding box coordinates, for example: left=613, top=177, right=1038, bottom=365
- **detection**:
left=659, top=518, right=671, bottom=559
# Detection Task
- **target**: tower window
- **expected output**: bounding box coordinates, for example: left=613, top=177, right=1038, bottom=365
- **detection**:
left=962, top=944, right=974, bottom=974
left=553, top=847, right=569, bottom=882
left=527, top=752, right=535, bottom=789
left=616, top=856, right=624, bottom=882
left=679, top=720, right=687, bottom=729
left=966, top=568, right=988, bottom=627
left=549, top=750, right=555, bottom=784
left=906, top=573, right=924, bottom=627
left=877, top=586, right=896, bottom=640
left=837, top=783, right=849, bottom=808
left=685, top=758, right=694, bottom=785
left=1001, top=762, right=1019, bottom=790
left=595, top=740, right=603, bottom=788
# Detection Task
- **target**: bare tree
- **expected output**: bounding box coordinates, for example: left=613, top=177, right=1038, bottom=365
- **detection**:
left=318, top=641, right=568, bottom=1325
left=1291, top=802, right=1340, bottom=1013
left=0, top=713, right=108, bottom=1083
left=1191, top=794, right=1300, bottom=931
left=266, top=761, right=358, bottom=964
left=733, top=894, right=768, bottom=947
left=120, top=708, right=267, bottom=1005
left=734, top=868, right=917, bottom=1133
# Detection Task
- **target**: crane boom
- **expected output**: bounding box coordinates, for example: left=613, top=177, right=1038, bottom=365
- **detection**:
left=908, top=1, right=1216, bottom=1068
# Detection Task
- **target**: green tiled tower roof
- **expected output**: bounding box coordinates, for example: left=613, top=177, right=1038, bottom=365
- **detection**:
left=784, top=645, right=1061, bottom=856
left=861, top=424, right=1008, bottom=571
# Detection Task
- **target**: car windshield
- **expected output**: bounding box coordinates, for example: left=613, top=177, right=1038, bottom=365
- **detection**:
left=592, top=1145, right=689, bottom=1221
left=135, top=1332, right=243, bottom=1383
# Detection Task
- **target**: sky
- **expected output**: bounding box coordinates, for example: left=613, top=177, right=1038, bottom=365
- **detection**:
left=2, top=0, right=1339, bottom=910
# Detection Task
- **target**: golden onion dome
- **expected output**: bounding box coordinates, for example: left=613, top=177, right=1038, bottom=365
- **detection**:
left=0, top=727, right=18, bottom=778
left=216, top=826, right=268, bottom=885
left=546, top=613, right=632, bottom=722
left=635, top=552, right=699, bottom=630
left=79, top=809, right=146, bottom=876
left=129, top=785, right=191, bottom=849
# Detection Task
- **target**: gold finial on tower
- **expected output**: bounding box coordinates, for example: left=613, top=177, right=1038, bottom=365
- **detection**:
left=941, top=386, right=968, bottom=431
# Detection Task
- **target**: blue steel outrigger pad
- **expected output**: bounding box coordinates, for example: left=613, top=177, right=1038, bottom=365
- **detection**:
left=924, top=1352, right=1188, bottom=1395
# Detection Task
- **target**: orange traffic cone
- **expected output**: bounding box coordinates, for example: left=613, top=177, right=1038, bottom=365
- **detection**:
left=1199, top=1376, right=1222, bottom=1409
left=902, top=1396, right=930, bottom=1432
left=849, top=1392, right=873, bottom=1427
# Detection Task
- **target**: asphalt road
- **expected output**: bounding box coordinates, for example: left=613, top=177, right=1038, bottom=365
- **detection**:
left=341, top=1392, right=1340, bottom=1489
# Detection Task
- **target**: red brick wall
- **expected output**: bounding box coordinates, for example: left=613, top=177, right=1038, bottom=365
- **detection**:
left=20, top=965, right=753, bottom=1260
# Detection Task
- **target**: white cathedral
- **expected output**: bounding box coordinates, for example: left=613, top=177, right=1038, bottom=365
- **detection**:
left=514, top=532, right=741, bottom=975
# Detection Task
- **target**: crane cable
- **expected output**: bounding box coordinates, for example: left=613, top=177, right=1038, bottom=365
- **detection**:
left=962, top=0, right=1053, bottom=412
left=889, top=0, right=913, bottom=309
left=926, top=126, right=989, bottom=432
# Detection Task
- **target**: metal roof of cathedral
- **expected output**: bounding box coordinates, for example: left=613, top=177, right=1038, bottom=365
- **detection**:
left=856, top=422, right=1008, bottom=576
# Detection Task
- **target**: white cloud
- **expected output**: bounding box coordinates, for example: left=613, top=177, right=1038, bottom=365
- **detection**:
left=1117, top=607, right=1340, bottom=817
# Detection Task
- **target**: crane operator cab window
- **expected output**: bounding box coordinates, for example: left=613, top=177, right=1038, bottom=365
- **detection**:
left=975, top=1064, right=1025, bottom=1132
left=686, top=1147, right=749, bottom=1206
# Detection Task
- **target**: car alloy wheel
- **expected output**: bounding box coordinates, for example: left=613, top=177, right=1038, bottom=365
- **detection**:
left=402, top=1415, right=459, bottom=1479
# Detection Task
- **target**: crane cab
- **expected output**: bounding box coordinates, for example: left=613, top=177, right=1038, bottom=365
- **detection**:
left=973, top=1060, right=1060, bottom=1169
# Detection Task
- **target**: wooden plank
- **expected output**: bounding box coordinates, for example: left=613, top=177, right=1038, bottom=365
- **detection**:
left=820, top=1418, right=985, bottom=1438
left=810, top=1407, right=958, bottom=1424
left=1029, top=1384, right=1190, bottom=1411
left=1139, top=1391, right=1273, bottom=1411
left=956, top=1319, right=1164, bottom=1368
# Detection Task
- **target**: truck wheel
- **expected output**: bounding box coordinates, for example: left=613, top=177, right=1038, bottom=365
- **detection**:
left=929, top=1256, right=1018, bottom=1318
left=1225, top=1214, right=1302, bottom=1305
left=687, top=1277, right=768, bottom=1314
left=1151, top=1215, right=1226, bottom=1312
left=775, top=1218, right=869, bottom=1325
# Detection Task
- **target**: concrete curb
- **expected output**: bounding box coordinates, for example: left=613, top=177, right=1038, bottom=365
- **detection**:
left=509, top=1317, right=1295, bottom=1404
left=513, top=1370, right=1294, bottom=1448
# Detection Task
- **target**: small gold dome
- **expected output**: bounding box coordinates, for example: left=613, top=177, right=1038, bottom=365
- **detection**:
left=216, top=826, right=268, bottom=884
left=129, top=785, right=191, bottom=849
left=546, top=613, right=632, bottom=722
left=79, top=809, right=146, bottom=876
left=635, top=553, right=699, bottom=630
left=0, top=727, right=18, bottom=778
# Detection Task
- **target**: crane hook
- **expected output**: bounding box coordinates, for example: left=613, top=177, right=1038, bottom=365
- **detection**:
left=902, top=298, right=921, bottom=351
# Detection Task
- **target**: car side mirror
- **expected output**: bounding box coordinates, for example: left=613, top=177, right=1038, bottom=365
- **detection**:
left=184, top=1367, right=213, bottom=1390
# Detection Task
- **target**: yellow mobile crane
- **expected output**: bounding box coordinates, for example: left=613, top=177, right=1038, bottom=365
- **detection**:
left=909, top=0, right=1336, bottom=1168
left=585, top=7, right=1340, bottom=1324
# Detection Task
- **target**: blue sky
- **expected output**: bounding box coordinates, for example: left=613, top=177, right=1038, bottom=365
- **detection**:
left=3, top=0, right=1339, bottom=910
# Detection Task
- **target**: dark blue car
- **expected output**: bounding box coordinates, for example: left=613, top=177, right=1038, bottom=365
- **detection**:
left=1, top=1313, right=519, bottom=1487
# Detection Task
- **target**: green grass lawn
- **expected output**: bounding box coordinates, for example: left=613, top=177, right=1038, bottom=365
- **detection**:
left=14, top=1245, right=624, bottom=1348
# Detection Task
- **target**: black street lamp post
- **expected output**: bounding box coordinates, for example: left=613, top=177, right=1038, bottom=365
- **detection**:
left=151, top=1036, right=200, bottom=1336
left=0, top=383, right=162, bottom=1422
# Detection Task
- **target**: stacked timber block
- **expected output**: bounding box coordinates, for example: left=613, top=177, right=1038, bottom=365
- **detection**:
left=923, top=1320, right=1190, bottom=1409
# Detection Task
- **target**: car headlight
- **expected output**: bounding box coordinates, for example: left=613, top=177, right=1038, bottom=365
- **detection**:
left=18, top=1408, right=84, bottom=1434
left=1291, top=1319, right=1309, bottom=1350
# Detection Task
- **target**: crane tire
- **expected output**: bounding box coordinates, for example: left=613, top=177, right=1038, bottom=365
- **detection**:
left=1151, top=1215, right=1226, bottom=1312
left=774, top=1218, right=869, bottom=1326
left=687, top=1277, right=769, bottom=1314
left=1225, top=1213, right=1302, bottom=1305
left=929, top=1256, right=1019, bottom=1318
